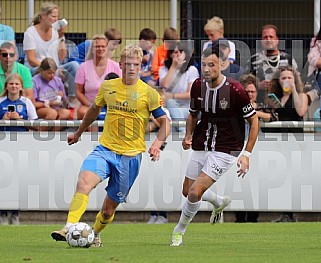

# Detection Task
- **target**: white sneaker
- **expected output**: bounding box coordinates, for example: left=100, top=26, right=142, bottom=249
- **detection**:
left=10, top=214, right=20, bottom=225
left=147, top=215, right=158, bottom=224
left=0, top=214, right=9, bottom=225
left=155, top=216, right=168, bottom=224
left=170, top=232, right=183, bottom=246
left=210, top=196, right=231, bottom=224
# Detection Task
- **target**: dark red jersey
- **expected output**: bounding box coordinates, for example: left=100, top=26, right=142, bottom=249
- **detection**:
left=189, top=77, right=256, bottom=155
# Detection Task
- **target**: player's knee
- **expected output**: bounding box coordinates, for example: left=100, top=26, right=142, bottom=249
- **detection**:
left=76, top=173, right=95, bottom=194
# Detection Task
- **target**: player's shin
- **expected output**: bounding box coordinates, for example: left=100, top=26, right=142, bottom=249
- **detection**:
left=66, top=192, right=89, bottom=224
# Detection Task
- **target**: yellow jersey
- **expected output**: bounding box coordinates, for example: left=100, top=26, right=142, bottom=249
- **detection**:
left=95, top=78, right=162, bottom=156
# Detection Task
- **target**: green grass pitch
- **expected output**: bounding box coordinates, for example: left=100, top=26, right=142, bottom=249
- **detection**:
left=1, top=223, right=320, bottom=263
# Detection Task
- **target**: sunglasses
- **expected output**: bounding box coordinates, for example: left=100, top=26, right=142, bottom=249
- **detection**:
left=1, top=53, right=15, bottom=58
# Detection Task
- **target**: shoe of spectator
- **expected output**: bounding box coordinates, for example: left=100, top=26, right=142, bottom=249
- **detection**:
left=147, top=215, right=158, bottom=224
left=272, top=214, right=296, bottom=223
left=0, top=214, right=9, bottom=225
left=10, top=214, right=20, bottom=225
left=155, top=216, right=168, bottom=224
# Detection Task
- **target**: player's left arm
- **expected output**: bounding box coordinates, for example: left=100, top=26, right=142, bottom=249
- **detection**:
left=148, top=107, right=171, bottom=162
left=237, top=114, right=259, bottom=178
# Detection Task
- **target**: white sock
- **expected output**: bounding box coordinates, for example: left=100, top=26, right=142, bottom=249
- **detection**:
left=65, top=222, right=73, bottom=228
left=202, top=189, right=223, bottom=207
left=173, top=199, right=201, bottom=234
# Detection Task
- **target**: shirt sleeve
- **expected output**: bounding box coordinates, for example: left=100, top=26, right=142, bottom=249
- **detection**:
left=26, top=98, right=38, bottom=120
left=75, top=63, right=86, bottom=85
left=23, top=29, right=36, bottom=51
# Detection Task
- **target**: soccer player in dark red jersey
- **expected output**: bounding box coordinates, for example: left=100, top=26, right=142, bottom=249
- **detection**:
left=171, top=45, right=259, bottom=246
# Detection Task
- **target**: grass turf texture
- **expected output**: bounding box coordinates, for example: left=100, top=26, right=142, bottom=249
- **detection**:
left=1, top=223, right=320, bottom=263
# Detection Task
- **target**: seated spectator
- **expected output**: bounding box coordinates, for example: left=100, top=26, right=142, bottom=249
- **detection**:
left=32, top=58, right=73, bottom=131
left=69, top=28, right=122, bottom=64
left=151, top=27, right=179, bottom=83
left=241, top=73, right=278, bottom=123
left=202, top=16, right=235, bottom=63
left=245, top=24, right=298, bottom=103
left=216, top=39, right=244, bottom=80
left=0, top=42, right=33, bottom=100
left=0, top=5, right=15, bottom=45
left=268, top=67, right=308, bottom=222
left=75, top=34, right=122, bottom=131
left=307, top=28, right=321, bottom=115
left=159, top=41, right=199, bottom=132
left=23, top=2, right=79, bottom=102
left=0, top=73, right=37, bottom=130
left=0, top=73, right=38, bottom=225
left=138, top=28, right=157, bottom=87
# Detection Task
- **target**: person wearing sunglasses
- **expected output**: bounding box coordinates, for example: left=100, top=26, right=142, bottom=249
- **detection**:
left=0, top=42, right=33, bottom=101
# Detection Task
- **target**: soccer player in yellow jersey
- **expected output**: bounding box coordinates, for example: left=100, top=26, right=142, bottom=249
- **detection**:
left=51, top=45, right=171, bottom=247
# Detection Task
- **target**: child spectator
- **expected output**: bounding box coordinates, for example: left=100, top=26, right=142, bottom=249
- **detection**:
left=32, top=58, right=73, bottom=130
left=138, top=28, right=157, bottom=87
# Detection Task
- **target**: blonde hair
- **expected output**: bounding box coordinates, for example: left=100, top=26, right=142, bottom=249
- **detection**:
left=85, top=34, right=108, bottom=61
left=120, top=45, right=143, bottom=62
left=31, top=2, right=59, bottom=26
left=204, top=16, right=224, bottom=32
left=2, top=73, right=24, bottom=96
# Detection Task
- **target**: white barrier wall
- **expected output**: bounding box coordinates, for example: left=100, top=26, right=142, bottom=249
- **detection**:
left=0, top=131, right=321, bottom=212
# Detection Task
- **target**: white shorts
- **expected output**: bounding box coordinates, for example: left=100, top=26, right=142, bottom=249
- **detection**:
left=186, top=151, right=236, bottom=181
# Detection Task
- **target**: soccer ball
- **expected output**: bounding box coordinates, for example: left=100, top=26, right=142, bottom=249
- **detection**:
left=66, top=222, right=95, bottom=248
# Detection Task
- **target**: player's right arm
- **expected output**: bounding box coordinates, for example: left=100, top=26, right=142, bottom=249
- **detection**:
left=68, top=103, right=102, bottom=145
left=182, top=111, right=198, bottom=150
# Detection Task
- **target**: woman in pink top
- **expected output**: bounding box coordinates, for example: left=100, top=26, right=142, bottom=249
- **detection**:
left=75, top=34, right=122, bottom=128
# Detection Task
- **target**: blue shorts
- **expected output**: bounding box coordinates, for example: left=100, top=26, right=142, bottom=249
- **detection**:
left=80, top=145, right=142, bottom=203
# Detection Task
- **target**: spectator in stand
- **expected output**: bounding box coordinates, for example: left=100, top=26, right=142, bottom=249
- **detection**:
left=69, top=28, right=122, bottom=64
left=215, top=39, right=244, bottom=80
left=268, top=66, right=308, bottom=222
left=0, top=5, right=15, bottom=45
left=307, top=28, right=321, bottom=117
left=0, top=73, right=37, bottom=131
left=203, top=16, right=235, bottom=63
left=0, top=73, right=37, bottom=225
left=151, top=27, right=179, bottom=83
left=0, top=42, right=33, bottom=100
left=23, top=2, right=79, bottom=103
left=245, top=24, right=298, bottom=103
left=159, top=41, right=199, bottom=132
left=138, top=28, right=157, bottom=87
left=75, top=34, right=122, bottom=131
left=32, top=58, right=73, bottom=130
